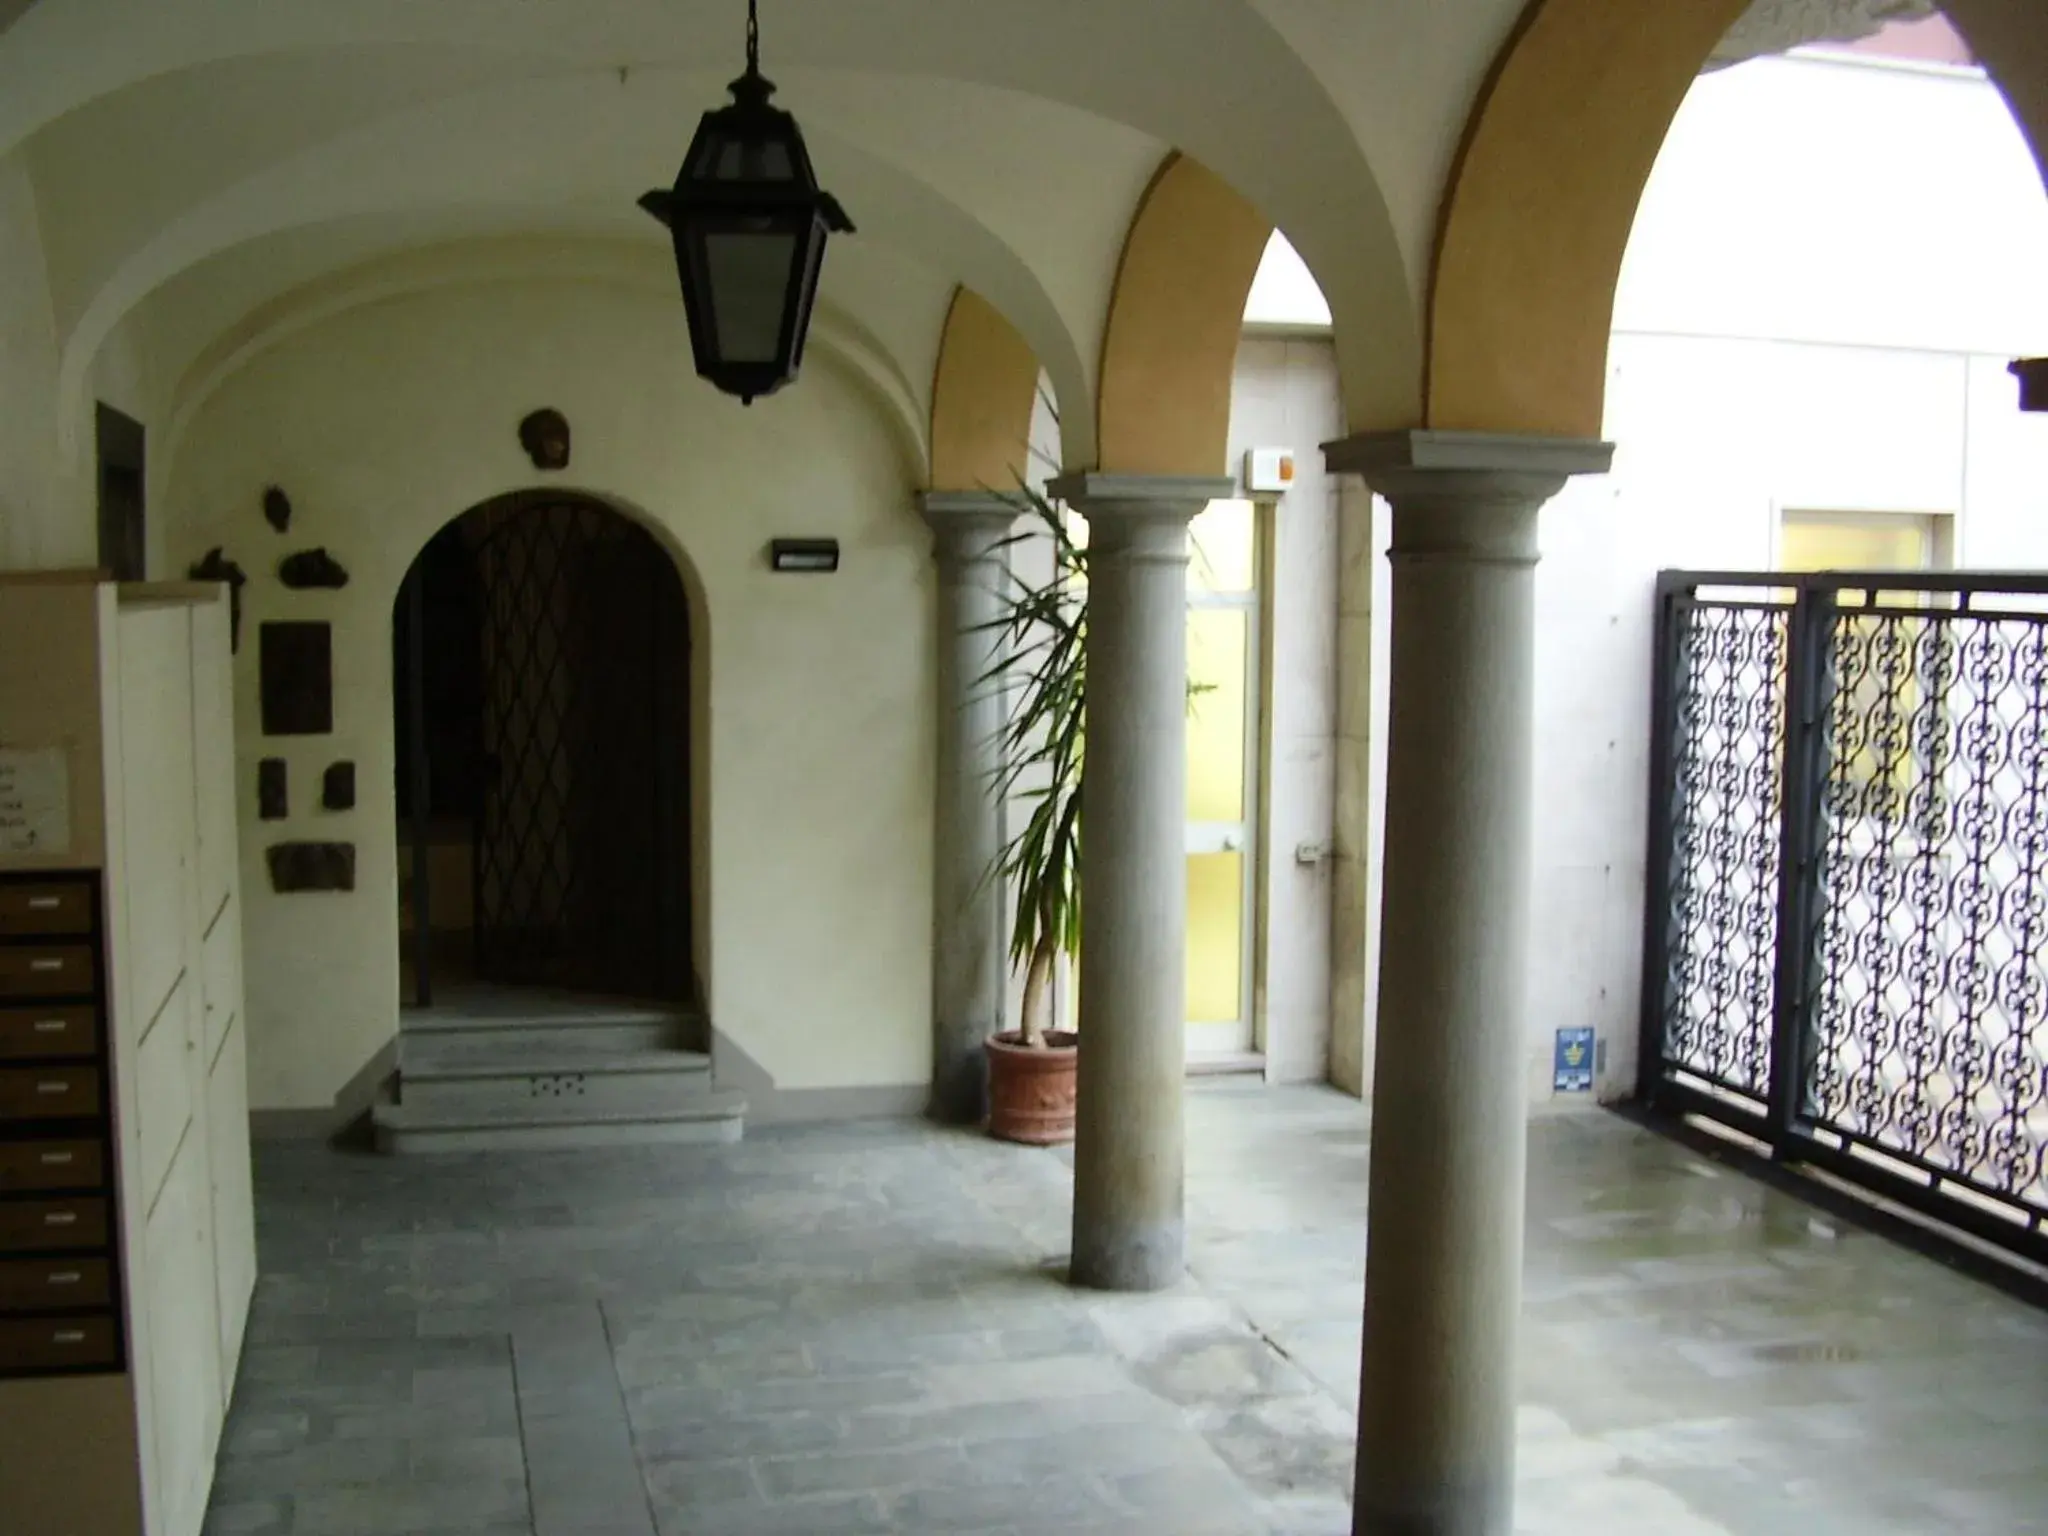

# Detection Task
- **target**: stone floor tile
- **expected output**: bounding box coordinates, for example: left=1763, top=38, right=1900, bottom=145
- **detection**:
left=199, top=1494, right=294, bottom=1536
left=631, top=1408, right=843, bottom=1463
left=650, top=1491, right=895, bottom=1536
left=882, top=1471, right=1118, bottom=1532
left=207, top=1088, right=2048, bottom=1536
left=752, top=1442, right=965, bottom=1500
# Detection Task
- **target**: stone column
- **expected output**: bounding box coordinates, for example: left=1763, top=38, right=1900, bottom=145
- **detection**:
left=1049, top=471, right=1234, bottom=1292
left=920, top=492, right=1019, bottom=1125
left=1322, top=431, right=1612, bottom=1536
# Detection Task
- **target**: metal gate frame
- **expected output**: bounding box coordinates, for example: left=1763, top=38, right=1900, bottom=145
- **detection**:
left=1641, top=569, right=2048, bottom=1270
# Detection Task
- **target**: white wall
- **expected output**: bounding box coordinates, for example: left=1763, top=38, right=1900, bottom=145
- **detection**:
left=1530, top=49, right=2048, bottom=1101
left=0, top=149, right=89, bottom=570
left=1227, top=337, right=1344, bottom=1083
left=162, top=273, right=935, bottom=1112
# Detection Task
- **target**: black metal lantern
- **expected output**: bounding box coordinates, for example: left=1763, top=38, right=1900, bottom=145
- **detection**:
left=639, top=0, right=854, bottom=404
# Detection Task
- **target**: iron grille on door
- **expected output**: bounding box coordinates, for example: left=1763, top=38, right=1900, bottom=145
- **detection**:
left=1643, top=570, right=2048, bottom=1266
left=471, top=499, right=691, bottom=1001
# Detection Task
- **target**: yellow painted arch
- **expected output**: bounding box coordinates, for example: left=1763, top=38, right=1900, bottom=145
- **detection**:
left=1096, top=154, right=1273, bottom=477
left=1430, top=0, right=2048, bottom=439
left=928, top=287, right=1040, bottom=494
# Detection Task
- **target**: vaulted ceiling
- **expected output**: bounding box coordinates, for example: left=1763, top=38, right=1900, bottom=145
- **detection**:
left=0, top=0, right=2020, bottom=460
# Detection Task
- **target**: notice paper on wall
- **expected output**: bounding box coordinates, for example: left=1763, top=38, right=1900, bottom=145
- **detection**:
left=0, top=746, right=71, bottom=856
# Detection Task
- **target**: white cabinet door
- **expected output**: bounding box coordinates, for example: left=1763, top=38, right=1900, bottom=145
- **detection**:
left=207, top=1012, right=256, bottom=1392
left=142, top=1129, right=224, bottom=1536
left=116, top=605, right=197, bottom=1035
left=188, top=599, right=237, bottom=930
left=133, top=973, right=197, bottom=1215
left=199, top=897, right=241, bottom=1068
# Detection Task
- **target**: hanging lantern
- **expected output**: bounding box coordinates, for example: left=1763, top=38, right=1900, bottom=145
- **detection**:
left=639, top=0, right=854, bottom=405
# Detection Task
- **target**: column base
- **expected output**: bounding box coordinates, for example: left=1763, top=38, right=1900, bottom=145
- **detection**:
left=1352, top=1478, right=1512, bottom=1536
left=1068, top=1220, right=1184, bottom=1292
left=926, top=1036, right=990, bottom=1127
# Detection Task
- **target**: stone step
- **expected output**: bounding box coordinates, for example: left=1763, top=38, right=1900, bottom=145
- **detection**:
left=401, top=998, right=692, bottom=1056
left=371, top=1085, right=746, bottom=1154
left=401, top=1015, right=684, bottom=1063
left=396, top=1045, right=717, bottom=1117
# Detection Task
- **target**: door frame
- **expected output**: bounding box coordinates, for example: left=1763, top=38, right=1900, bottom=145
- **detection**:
left=1184, top=498, right=1263, bottom=1061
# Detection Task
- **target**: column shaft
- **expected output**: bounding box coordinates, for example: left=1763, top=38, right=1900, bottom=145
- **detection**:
left=922, top=495, right=1015, bottom=1125
left=1325, top=431, right=1610, bottom=1536
left=1053, top=471, right=1227, bottom=1293
left=1357, top=498, right=1536, bottom=1534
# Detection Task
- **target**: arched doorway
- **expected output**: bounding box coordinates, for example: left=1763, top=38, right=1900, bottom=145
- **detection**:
left=393, top=493, right=694, bottom=1007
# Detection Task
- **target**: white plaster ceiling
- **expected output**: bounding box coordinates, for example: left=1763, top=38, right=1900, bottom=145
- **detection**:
left=0, top=0, right=1992, bottom=460
left=0, top=0, right=1462, bottom=456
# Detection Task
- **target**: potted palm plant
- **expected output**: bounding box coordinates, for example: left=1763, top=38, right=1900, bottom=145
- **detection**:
left=979, top=485, right=1085, bottom=1144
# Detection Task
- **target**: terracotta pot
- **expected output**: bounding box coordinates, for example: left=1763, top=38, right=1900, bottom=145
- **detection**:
left=985, top=1030, right=1079, bottom=1145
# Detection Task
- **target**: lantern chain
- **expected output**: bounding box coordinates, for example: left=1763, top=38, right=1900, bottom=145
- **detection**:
left=746, top=0, right=760, bottom=75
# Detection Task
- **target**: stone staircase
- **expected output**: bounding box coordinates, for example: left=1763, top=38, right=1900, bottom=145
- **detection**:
left=372, top=988, right=746, bottom=1153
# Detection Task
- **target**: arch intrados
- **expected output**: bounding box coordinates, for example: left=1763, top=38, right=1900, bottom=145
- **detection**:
left=1428, top=0, right=2048, bottom=437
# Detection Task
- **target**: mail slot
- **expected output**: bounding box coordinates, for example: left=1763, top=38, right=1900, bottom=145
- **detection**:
left=0, top=1141, right=104, bottom=1193
left=0, top=1314, right=118, bottom=1372
left=0, top=1066, right=100, bottom=1121
left=0, top=1258, right=111, bottom=1312
left=0, top=1198, right=108, bottom=1254
left=0, top=946, right=97, bottom=1000
left=0, top=884, right=93, bottom=939
left=0, top=1006, right=99, bottom=1062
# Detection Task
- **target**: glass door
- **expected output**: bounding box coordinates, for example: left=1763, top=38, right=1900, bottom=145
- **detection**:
left=1053, top=498, right=1262, bottom=1062
left=1185, top=500, right=1259, bottom=1061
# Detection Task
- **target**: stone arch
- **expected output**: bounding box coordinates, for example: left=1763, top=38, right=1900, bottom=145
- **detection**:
left=1094, top=153, right=1273, bottom=476
left=1428, top=0, right=2048, bottom=438
left=927, top=287, right=1040, bottom=493
left=388, top=485, right=713, bottom=1012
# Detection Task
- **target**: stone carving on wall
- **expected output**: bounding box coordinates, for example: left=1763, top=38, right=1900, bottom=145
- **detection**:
left=259, top=621, right=333, bottom=736
left=187, top=547, right=248, bottom=651
left=278, top=547, right=350, bottom=589
left=1710, top=0, right=1938, bottom=69
left=258, top=759, right=288, bottom=820
left=322, top=761, right=356, bottom=811
left=267, top=841, right=356, bottom=893
left=519, top=408, right=571, bottom=471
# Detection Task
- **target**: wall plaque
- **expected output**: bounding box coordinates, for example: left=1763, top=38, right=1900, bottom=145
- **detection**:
left=259, top=622, right=333, bottom=736
left=258, top=759, right=288, bottom=821
left=267, top=842, right=355, bottom=893
left=322, top=762, right=356, bottom=812
left=0, top=747, right=71, bottom=856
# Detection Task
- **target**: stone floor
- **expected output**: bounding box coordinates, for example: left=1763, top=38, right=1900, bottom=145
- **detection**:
left=203, top=1083, right=2048, bottom=1536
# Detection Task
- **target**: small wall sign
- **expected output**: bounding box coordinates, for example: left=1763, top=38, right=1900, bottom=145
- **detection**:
left=1553, top=1027, right=1595, bottom=1093
left=769, top=538, right=839, bottom=574
left=0, top=747, right=70, bottom=856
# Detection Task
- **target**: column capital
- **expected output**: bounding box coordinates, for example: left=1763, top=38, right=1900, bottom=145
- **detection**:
left=1322, top=429, right=1612, bottom=501
left=1045, top=472, right=1233, bottom=525
left=919, top=489, right=1022, bottom=540
left=1323, top=429, right=1613, bottom=564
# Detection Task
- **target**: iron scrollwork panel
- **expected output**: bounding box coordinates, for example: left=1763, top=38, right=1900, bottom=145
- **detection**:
left=1656, top=600, right=1791, bottom=1105
left=1803, top=605, right=2048, bottom=1221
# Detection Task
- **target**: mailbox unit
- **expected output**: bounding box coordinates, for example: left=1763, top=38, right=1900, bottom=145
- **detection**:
left=0, top=576, right=253, bottom=1536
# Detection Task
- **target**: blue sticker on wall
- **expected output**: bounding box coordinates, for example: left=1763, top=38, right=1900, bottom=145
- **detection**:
left=1553, top=1027, right=1595, bottom=1093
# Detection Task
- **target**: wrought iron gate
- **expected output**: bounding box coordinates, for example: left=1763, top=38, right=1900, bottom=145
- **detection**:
left=470, top=498, right=692, bottom=1001
left=1643, top=570, right=2048, bottom=1266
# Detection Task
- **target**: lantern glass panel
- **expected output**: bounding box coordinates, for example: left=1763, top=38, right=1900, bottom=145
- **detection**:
left=702, top=227, right=800, bottom=364
left=692, top=134, right=796, bottom=184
